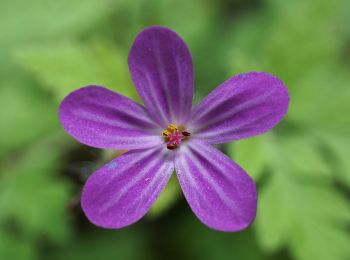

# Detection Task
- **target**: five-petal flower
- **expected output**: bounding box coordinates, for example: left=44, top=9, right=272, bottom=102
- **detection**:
left=59, top=26, right=289, bottom=232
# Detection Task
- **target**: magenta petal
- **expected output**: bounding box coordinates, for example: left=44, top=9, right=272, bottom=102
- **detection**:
left=81, top=147, right=174, bottom=229
left=59, top=86, right=163, bottom=150
left=128, top=26, right=194, bottom=127
left=190, top=72, right=289, bottom=144
left=175, top=141, right=257, bottom=232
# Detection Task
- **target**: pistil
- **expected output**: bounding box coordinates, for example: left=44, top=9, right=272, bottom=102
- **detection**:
left=162, top=124, right=191, bottom=150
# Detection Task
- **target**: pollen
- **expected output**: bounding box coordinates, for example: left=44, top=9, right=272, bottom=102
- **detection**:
left=162, top=124, right=191, bottom=150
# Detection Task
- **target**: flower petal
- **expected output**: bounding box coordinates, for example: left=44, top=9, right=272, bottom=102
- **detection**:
left=128, top=26, right=194, bottom=127
left=190, top=72, right=289, bottom=144
left=174, top=141, right=257, bottom=232
left=59, top=85, right=163, bottom=150
left=81, top=146, right=174, bottom=229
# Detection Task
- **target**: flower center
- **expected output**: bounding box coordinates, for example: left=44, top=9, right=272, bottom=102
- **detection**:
left=162, top=124, right=190, bottom=150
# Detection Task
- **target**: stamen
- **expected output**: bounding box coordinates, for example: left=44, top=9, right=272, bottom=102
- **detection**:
left=162, top=124, right=190, bottom=150
left=167, top=144, right=177, bottom=150
left=182, top=131, right=191, bottom=137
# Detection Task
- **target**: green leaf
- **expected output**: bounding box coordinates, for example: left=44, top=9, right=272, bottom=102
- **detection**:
left=0, top=231, right=36, bottom=260
left=0, top=79, right=58, bottom=157
left=229, top=133, right=332, bottom=182
left=177, top=215, right=275, bottom=260
left=290, top=220, right=350, bottom=260
left=289, top=68, right=350, bottom=130
left=158, top=0, right=216, bottom=45
left=255, top=173, right=292, bottom=251
left=226, top=14, right=268, bottom=74
left=318, top=132, right=350, bottom=188
left=261, top=0, right=341, bottom=83
left=228, top=0, right=343, bottom=86
left=277, top=135, right=332, bottom=180
left=0, top=134, right=72, bottom=244
left=225, top=1, right=350, bottom=259
left=256, top=173, right=350, bottom=260
left=228, top=130, right=348, bottom=260
left=15, top=40, right=137, bottom=102
left=0, top=0, right=118, bottom=47
left=47, top=228, right=151, bottom=260
left=228, top=135, right=270, bottom=181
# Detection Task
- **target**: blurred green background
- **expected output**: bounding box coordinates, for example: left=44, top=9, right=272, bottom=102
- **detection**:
left=1, top=0, right=350, bottom=259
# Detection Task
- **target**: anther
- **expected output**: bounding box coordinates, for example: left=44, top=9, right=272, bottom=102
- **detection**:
left=167, top=144, right=177, bottom=150
left=182, top=131, right=191, bottom=137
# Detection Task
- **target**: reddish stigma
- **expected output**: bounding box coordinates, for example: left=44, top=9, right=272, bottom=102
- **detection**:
left=162, top=124, right=191, bottom=150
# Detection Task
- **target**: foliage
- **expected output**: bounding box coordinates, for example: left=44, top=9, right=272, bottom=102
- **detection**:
left=228, top=0, right=350, bottom=259
left=16, top=40, right=136, bottom=102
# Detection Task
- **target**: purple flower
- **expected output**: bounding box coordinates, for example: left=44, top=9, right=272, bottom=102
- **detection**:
left=59, top=26, right=289, bottom=232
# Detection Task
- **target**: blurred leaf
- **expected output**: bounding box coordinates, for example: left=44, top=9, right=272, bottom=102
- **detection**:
left=15, top=40, right=137, bottom=102
left=337, top=0, right=350, bottom=38
left=228, top=0, right=343, bottom=87
left=261, top=0, right=342, bottom=84
left=255, top=173, right=291, bottom=251
left=290, top=221, right=350, bottom=260
left=257, top=172, right=350, bottom=260
left=229, top=133, right=332, bottom=182
left=278, top=135, right=332, bottom=179
left=228, top=135, right=269, bottom=181
left=318, top=132, right=350, bottom=188
left=147, top=173, right=182, bottom=218
left=225, top=1, right=350, bottom=258
left=0, top=0, right=118, bottom=47
left=176, top=215, right=275, bottom=260
left=0, top=79, right=58, bottom=157
left=289, top=68, right=350, bottom=130
left=0, top=134, right=72, bottom=243
left=0, top=231, right=35, bottom=260
left=48, top=228, right=151, bottom=260
left=158, top=0, right=215, bottom=45
left=227, top=14, right=269, bottom=74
